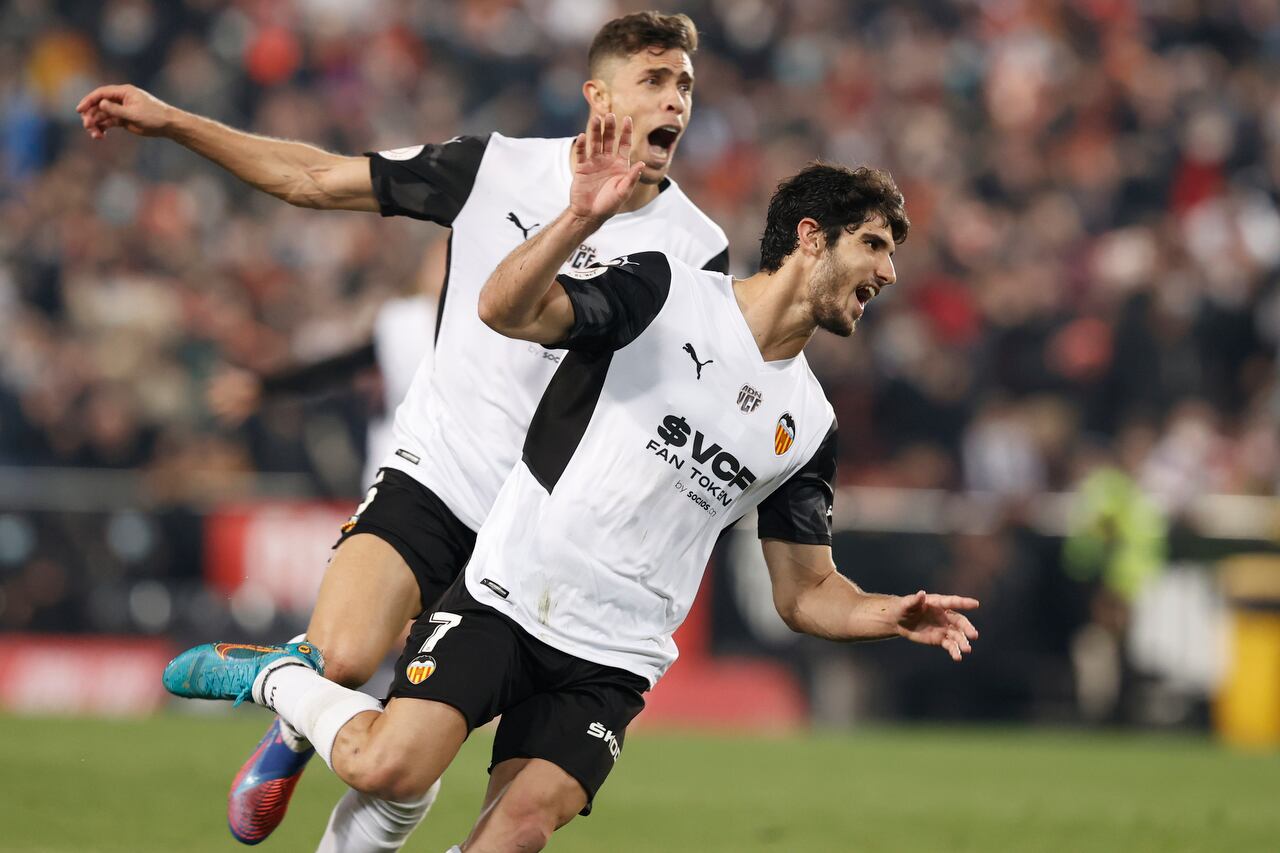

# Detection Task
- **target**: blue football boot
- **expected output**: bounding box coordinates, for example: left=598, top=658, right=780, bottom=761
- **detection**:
left=162, top=641, right=324, bottom=706
left=227, top=717, right=316, bottom=844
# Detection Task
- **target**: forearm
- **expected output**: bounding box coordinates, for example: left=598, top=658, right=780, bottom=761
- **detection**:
left=261, top=342, right=378, bottom=397
left=478, top=209, right=597, bottom=335
left=166, top=110, right=363, bottom=209
left=789, top=571, right=902, bottom=642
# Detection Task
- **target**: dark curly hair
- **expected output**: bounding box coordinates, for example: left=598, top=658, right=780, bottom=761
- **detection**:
left=588, top=12, right=698, bottom=75
left=758, top=163, right=909, bottom=272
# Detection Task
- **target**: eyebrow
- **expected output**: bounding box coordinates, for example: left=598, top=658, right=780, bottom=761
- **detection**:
left=862, top=232, right=895, bottom=256
left=639, top=66, right=695, bottom=84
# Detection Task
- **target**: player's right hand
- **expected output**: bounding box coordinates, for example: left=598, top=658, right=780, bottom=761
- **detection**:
left=76, top=84, right=177, bottom=140
left=206, top=367, right=263, bottom=427
left=569, top=113, right=645, bottom=225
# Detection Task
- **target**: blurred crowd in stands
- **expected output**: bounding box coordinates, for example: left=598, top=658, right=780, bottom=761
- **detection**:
left=3, top=0, right=1279, bottom=511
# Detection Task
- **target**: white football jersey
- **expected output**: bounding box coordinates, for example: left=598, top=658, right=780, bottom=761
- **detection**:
left=366, top=134, right=728, bottom=530
left=363, top=294, right=435, bottom=488
left=464, top=252, right=839, bottom=686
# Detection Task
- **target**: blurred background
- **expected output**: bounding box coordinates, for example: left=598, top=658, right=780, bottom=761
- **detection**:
left=3, top=0, right=1280, bottom=767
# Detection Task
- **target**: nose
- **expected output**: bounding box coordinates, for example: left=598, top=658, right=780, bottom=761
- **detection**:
left=662, top=85, right=687, bottom=118
left=877, top=257, right=897, bottom=288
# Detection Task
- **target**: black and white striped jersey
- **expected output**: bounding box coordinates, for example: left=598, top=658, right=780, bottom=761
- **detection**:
left=464, top=251, right=838, bottom=686
left=365, top=134, right=728, bottom=531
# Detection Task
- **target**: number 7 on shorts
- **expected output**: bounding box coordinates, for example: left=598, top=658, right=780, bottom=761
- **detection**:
left=419, top=612, right=461, bottom=653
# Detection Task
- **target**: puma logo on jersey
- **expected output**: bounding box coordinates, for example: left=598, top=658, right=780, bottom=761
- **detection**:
left=506, top=212, right=539, bottom=240
left=683, top=343, right=713, bottom=379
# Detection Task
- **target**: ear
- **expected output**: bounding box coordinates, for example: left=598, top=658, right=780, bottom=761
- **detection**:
left=583, top=78, right=610, bottom=114
left=795, top=218, right=825, bottom=258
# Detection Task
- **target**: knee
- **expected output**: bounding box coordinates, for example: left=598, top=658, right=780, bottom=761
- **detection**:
left=347, top=760, right=440, bottom=804
left=341, top=747, right=440, bottom=803
left=501, top=815, right=553, bottom=852
left=310, top=638, right=380, bottom=688
left=489, top=790, right=564, bottom=851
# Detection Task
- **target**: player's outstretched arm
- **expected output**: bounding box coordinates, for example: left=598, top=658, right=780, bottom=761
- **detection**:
left=76, top=84, right=378, bottom=212
left=761, top=539, right=980, bottom=661
left=478, top=113, right=645, bottom=344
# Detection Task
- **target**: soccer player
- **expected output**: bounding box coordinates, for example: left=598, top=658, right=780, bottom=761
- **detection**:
left=78, top=11, right=726, bottom=849
left=164, top=114, right=980, bottom=853
left=207, top=285, right=437, bottom=489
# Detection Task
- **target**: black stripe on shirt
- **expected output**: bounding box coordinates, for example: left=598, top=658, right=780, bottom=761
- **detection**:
left=365, top=134, right=491, bottom=225
left=757, top=421, right=838, bottom=546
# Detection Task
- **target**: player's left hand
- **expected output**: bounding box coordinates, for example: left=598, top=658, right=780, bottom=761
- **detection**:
left=569, top=113, right=645, bottom=224
left=894, top=591, right=980, bottom=661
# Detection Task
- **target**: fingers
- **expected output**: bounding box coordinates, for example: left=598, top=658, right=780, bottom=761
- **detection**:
left=573, top=132, right=587, bottom=164
left=584, top=114, right=631, bottom=161
left=586, top=115, right=601, bottom=159
left=944, top=609, right=980, bottom=640
left=942, top=628, right=972, bottom=662
left=623, top=160, right=645, bottom=189
left=618, top=115, right=634, bottom=162
left=97, top=99, right=129, bottom=118
left=600, top=112, right=616, bottom=157
left=901, top=590, right=926, bottom=613
left=925, top=593, right=980, bottom=611
left=82, top=106, right=119, bottom=128
left=76, top=84, right=132, bottom=113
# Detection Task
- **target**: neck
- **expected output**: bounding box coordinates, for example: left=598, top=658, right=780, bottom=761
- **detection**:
left=568, top=135, right=662, bottom=213
left=619, top=180, right=661, bottom=212
left=732, top=266, right=817, bottom=362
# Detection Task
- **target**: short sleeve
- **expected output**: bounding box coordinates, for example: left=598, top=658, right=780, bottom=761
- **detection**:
left=701, top=246, right=730, bottom=274
left=757, top=422, right=838, bottom=546
left=552, top=251, right=673, bottom=353
left=364, top=134, right=491, bottom=224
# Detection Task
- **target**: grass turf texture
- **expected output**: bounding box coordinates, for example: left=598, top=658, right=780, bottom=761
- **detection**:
left=2, top=710, right=1276, bottom=852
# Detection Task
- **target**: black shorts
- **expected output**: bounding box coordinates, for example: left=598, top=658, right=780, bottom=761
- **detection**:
left=388, top=578, right=648, bottom=814
left=333, top=468, right=477, bottom=614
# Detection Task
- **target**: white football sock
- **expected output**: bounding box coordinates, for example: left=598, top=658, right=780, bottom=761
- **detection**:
left=253, top=659, right=382, bottom=769
left=314, top=782, right=441, bottom=853
left=277, top=633, right=312, bottom=751
left=445, top=847, right=463, bottom=852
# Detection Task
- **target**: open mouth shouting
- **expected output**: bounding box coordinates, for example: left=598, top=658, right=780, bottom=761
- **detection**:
left=855, top=282, right=881, bottom=307
left=851, top=282, right=881, bottom=320
left=644, top=124, right=682, bottom=167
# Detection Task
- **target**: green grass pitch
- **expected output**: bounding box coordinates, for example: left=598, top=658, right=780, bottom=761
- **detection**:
left=2, top=710, right=1277, bottom=852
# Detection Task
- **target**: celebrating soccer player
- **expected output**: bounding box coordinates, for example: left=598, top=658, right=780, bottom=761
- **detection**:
left=164, top=112, right=980, bottom=852
left=79, top=11, right=725, bottom=850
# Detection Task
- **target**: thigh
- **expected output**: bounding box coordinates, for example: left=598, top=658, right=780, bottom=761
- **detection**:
left=491, top=670, right=648, bottom=815
left=335, top=468, right=478, bottom=613
left=311, top=470, right=478, bottom=684
left=307, top=533, right=421, bottom=686
left=387, top=578, right=532, bottom=732
left=464, top=758, right=587, bottom=849
left=479, top=756, right=537, bottom=815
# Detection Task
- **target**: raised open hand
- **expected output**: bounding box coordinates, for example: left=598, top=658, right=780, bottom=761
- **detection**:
left=894, top=591, right=980, bottom=662
left=569, top=113, right=646, bottom=224
left=76, top=84, right=176, bottom=140
left=206, top=366, right=263, bottom=427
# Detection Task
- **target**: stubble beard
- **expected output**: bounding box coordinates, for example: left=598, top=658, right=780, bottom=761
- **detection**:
left=808, top=251, right=856, bottom=337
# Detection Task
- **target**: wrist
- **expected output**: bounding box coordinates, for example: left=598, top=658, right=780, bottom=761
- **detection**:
left=562, top=209, right=604, bottom=241
left=161, top=106, right=191, bottom=140
left=854, top=592, right=903, bottom=640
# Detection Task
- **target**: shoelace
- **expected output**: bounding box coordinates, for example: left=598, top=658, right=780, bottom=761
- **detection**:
left=197, top=655, right=265, bottom=707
